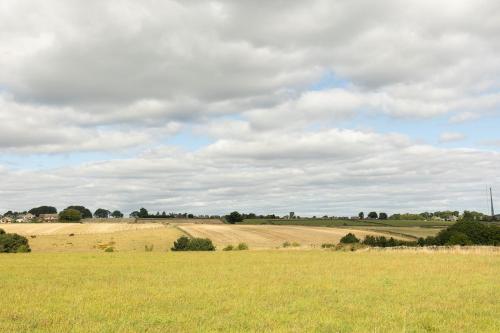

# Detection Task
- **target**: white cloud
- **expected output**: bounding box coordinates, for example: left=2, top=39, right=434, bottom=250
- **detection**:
left=0, top=129, right=498, bottom=215
left=0, top=1, right=499, bottom=213
left=439, top=132, right=466, bottom=143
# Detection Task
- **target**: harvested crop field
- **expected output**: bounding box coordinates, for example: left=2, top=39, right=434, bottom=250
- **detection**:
left=348, top=226, right=444, bottom=239
left=178, top=224, right=410, bottom=248
left=27, top=226, right=184, bottom=253
left=0, top=222, right=163, bottom=236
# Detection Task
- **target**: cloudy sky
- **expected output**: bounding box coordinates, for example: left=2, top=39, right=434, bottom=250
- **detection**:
left=1, top=0, right=499, bottom=216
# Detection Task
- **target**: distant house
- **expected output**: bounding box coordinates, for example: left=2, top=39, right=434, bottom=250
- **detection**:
left=445, top=215, right=458, bottom=222
left=0, top=216, right=13, bottom=223
left=350, top=216, right=360, bottom=220
left=39, top=214, right=59, bottom=222
left=14, top=213, right=35, bottom=223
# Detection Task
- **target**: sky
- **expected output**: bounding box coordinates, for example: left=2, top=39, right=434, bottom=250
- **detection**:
left=0, top=0, right=499, bottom=216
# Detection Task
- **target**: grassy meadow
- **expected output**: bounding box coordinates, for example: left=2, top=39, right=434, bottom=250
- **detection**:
left=242, top=218, right=454, bottom=228
left=1, top=251, right=498, bottom=332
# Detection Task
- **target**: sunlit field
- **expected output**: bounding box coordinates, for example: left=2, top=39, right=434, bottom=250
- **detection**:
left=0, top=251, right=498, bottom=332
left=0, top=224, right=184, bottom=252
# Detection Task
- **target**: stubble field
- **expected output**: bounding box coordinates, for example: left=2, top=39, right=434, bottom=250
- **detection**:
left=178, top=223, right=411, bottom=248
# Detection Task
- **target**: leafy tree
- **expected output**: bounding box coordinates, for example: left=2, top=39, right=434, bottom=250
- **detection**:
left=59, top=209, right=82, bottom=222
left=340, top=233, right=360, bottom=244
left=462, top=210, right=486, bottom=221
left=94, top=208, right=111, bottom=218
left=130, top=211, right=139, bottom=218
left=379, top=212, right=388, bottom=220
left=225, top=211, right=243, bottom=224
left=368, top=212, right=378, bottom=219
left=188, top=214, right=194, bottom=218
left=28, top=206, right=57, bottom=216
left=138, top=208, right=149, bottom=218
left=66, top=206, right=92, bottom=219
left=111, top=210, right=124, bottom=218
left=358, top=212, right=364, bottom=219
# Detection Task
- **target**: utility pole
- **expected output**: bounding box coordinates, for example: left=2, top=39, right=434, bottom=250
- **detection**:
left=490, top=187, right=495, bottom=219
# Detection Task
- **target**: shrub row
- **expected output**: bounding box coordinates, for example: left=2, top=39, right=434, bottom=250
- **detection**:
left=335, top=221, right=500, bottom=248
left=418, top=220, right=500, bottom=246
left=223, top=243, right=249, bottom=251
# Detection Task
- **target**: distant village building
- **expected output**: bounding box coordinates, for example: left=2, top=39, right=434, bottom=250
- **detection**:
left=14, top=213, right=35, bottom=223
left=39, top=214, right=59, bottom=222
left=350, top=216, right=360, bottom=220
left=445, top=215, right=458, bottom=222
left=0, top=216, right=13, bottom=223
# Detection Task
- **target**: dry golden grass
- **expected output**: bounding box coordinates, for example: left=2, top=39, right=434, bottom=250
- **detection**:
left=22, top=225, right=184, bottom=253
left=178, top=224, right=412, bottom=249
left=0, top=222, right=163, bottom=236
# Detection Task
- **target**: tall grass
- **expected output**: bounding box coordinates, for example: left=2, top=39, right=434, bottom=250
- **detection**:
left=0, top=251, right=498, bottom=332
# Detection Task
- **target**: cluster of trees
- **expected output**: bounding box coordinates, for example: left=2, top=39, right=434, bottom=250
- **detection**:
left=339, top=220, right=500, bottom=248
left=58, top=206, right=124, bottom=222
left=358, top=212, right=388, bottom=219
left=0, top=228, right=30, bottom=253
left=2, top=206, right=125, bottom=222
left=418, top=220, right=500, bottom=246
left=357, top=210, right=491, bottom=221
left=28, top=206, right=57, bottom=216
left=128, top=208, right=219, bottom=219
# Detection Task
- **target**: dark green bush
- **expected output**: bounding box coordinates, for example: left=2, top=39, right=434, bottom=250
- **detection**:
left=223, top=245, right=234, bottom=251
left=446, top=232, right=472, bottom=246
left=171, top=236, right=215, bottom=251
left=188, top=238, right=216, bottom=251
left=429, top=220, right=500, bottom=246
left=0, top=228, right=5, bottom=234
left=321, top=243, right=335, bottom=248
left=171, top=236, right=190, bottom=251
left=340, top=233, right=360, bottom=244
left=0, top=233, right=31, bottom=253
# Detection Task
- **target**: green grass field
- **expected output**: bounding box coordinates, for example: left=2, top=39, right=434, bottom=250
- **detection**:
left=1, top=251, right=498, bottom=332
left=243, top=218, right=454, bottom=228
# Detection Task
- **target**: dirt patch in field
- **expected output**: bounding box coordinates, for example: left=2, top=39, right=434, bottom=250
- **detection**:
left=0, top=223, right=164, bottom=236
left=177, top=224, right=411, bottom=249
